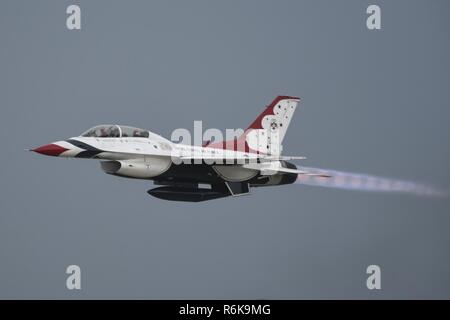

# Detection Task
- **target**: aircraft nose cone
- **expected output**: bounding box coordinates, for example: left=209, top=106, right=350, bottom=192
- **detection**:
left=31, top=143, right=68, bottom=156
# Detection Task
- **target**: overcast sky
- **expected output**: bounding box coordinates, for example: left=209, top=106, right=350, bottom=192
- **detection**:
left=1, top=0, right=449, bottom=299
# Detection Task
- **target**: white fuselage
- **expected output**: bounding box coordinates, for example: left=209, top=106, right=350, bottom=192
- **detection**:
left=57, top=133, right=260, bottom=163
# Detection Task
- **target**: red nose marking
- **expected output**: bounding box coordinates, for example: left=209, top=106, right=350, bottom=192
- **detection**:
left=32, top=144, right=68, bottom=156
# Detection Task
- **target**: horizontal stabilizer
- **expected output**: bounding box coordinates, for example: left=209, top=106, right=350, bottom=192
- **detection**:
left=242, top=163, right=332, bottom=178
left=274, top=166, right=332, bottom=178
left=262, top=155, right=307, bottom=161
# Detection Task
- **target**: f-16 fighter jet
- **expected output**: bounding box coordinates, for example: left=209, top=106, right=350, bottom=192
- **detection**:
left=31, top=96, right=329, bottom=201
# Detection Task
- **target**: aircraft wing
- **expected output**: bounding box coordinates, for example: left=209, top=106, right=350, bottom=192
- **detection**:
left=178, top=154, right=306, bottom=162
left=178, top=155, right=259, bottom=162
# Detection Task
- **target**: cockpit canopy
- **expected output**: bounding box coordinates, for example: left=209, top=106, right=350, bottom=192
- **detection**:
left=81, top=125, right=150, bottom=138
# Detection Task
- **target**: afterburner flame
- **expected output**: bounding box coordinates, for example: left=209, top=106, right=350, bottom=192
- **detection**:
left=296, top=167, right=449, bottom=198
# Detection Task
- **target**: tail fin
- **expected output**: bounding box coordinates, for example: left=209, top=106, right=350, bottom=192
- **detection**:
left=244, top=96, right=300, bottom=155
left=247, top=96, right=300, bottom=142
left=206, top=96, right=300, bottom=156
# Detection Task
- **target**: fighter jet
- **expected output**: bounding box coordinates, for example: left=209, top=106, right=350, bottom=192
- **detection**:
left=31, top=96, right=329, bottom=202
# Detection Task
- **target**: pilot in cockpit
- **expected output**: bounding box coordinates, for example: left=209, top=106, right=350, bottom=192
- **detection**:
left=100, top=128, right=108, bottom=137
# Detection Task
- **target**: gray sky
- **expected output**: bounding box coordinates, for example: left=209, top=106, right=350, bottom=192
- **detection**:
left=1, top=0, right=449, bottom=299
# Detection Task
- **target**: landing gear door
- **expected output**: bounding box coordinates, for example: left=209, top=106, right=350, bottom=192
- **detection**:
left=225, top=182, right=250, bottom=196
